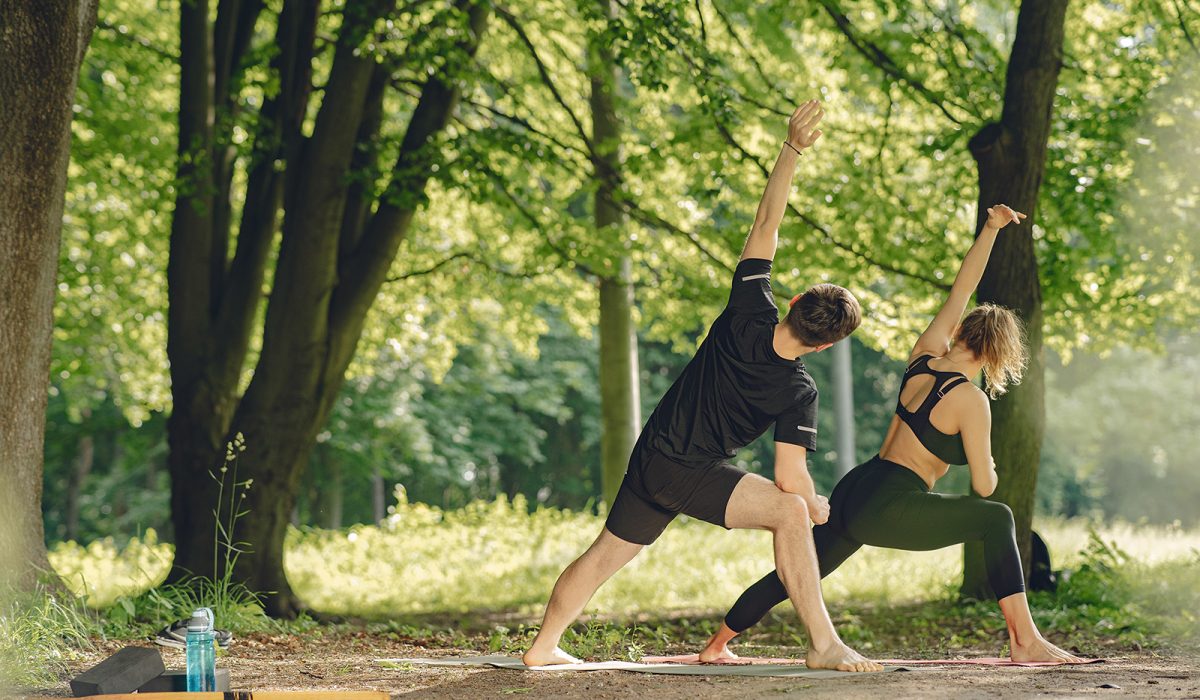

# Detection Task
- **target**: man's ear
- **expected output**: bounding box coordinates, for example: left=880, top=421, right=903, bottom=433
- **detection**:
left=814, top=342, right=834, bottom=353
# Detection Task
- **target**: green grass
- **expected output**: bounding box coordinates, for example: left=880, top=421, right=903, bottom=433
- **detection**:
left=0, top=587, right=97, bottom=691
left=47, top=497, right=1200, bottom=622
left=29, top=497, right=1200, bottom=675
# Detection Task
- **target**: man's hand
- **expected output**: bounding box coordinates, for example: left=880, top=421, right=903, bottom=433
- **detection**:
left=786, top=100, right=825, bottom=152
left=808, top=495, right=830, bottom=525
left=985, top=204, right=1027, bottom=231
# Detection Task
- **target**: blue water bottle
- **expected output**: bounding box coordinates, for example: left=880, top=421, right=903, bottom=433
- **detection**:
left=185, top=607, right=217, bottom=691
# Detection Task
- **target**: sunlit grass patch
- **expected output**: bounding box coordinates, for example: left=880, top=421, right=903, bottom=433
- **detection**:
left=45, top=496, right=1200, bottom=651
left=282, top=497, right=1200, bottom=619
left=49, top=529, right=172, bottom=609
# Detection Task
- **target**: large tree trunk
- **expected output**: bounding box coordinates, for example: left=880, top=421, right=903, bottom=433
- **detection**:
left=166, top=0, right=491, bottom=616
left=590, top=0, right=641, bottom=507
left=961, top=0, right=1068, bottom=598
left=166, top=0, right=283, bottom=585
left=0, top=0, right=98, bottom=592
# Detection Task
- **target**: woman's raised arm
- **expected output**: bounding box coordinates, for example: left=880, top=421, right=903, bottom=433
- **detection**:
left=909, top=205, right=1026, bottom=360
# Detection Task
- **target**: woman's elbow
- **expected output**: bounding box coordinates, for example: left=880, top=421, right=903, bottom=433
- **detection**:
left=972, top=475, right=998, bottom=498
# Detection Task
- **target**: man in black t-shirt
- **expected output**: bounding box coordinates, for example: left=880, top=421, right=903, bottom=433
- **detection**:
left=524, top=101, right=881, bottom=672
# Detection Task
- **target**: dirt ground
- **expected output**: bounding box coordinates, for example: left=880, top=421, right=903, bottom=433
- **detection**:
left=23, top=631, right=1200, bottom=699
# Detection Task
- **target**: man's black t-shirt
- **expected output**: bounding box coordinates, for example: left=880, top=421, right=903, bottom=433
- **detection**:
left=642, top=258, right=819, bottom=467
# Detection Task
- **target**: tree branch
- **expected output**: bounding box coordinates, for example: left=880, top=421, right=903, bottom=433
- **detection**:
left=494, top=5, right=595, bottom=153
left=708, top=1, right=783, bottom=106
left=1170, top=0, right=1200, bottom=55
left=387, top=249, right=563, bottom=282
left=213, top=0, right=319, bottom=382
left=472, top=156, right=600, bottom=278
left=95, top=19, right=177, bottom=61
left=814, top=0, right=971, bottom=125
left=330, top=0, right=490, bottom=333
left=712, top=117, right=950, bottom=290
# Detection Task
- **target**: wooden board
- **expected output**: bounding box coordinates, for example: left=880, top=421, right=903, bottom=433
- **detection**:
left=62, top=692, right=388, bottom=700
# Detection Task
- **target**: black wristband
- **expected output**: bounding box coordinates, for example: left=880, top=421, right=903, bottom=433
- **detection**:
left=783, top=141, right=804, bottom=156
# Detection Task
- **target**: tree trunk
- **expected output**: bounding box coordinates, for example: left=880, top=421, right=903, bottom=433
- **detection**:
left=832, top=339, right=856, bottom=478
left=0, top=0, right=98, bottom=593
left=324, top=455, right=344, bottom=530
left=961, top=0, right=1068, bottom=598
left=166, top=0, right=318, bottom=589
left=590, top=0, right=641, bottom=507
left=372, top=467, right=386, bottom=522
left=165, top=0, right=492, bottom=617
left=65, top=431, right=95, bottom=543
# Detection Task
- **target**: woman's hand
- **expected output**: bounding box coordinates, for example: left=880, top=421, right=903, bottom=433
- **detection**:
left=786, top=100, right=825, bottom=152
left=985, top=204, right=1027, bottom=231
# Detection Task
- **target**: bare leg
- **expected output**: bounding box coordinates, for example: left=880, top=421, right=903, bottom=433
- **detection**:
left=522, top=528, right=643, bottom=666
left=1000, top=592, right=1083, bottom=663
left=699, top=621, right=740, bottom=662
left=723, top=475, right=881, bottom=672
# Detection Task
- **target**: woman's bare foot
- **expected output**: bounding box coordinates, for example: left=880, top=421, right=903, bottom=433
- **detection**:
left=806, top=641, right=884, bottom=672
left=698, top=638, right=739, bottom=663
left=522, top=646, right=582, bottom=667
left=698, top=623, right=740, bottom=663
left=1010, top=636, right=1083, bottom=664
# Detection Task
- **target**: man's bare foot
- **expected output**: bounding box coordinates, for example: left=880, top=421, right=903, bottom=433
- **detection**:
left=806, top=641, right=884, bottom=672
left=1010, top=636, right=1083, bottom=664
left=522, top=646, right=582, bottom=667
left=698, top=639, right=739, bottom=663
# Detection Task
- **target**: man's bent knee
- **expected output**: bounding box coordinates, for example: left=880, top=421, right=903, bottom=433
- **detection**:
left=769, top=493, right=809, bottom=530
left=579, top=528, right=644, bottom=568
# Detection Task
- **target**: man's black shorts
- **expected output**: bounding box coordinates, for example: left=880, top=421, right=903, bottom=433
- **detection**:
left=604, top=440, right=749, bottom=545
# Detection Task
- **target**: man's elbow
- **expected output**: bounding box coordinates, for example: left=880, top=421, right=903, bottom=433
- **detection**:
left=774, top=477, right=802, bottom=494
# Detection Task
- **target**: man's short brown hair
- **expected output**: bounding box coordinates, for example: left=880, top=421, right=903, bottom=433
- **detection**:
left=784, top=283, right=862, bottom=346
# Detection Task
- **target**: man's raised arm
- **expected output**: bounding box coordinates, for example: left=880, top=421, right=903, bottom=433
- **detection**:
left=739, top=100, right=825, bottom=262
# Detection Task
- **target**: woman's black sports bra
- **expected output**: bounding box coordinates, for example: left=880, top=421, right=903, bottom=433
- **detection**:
left=895, top=355, right=971, bottom=465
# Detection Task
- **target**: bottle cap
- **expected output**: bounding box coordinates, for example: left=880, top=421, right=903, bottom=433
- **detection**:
left=187, top=607, right=215, bottom=632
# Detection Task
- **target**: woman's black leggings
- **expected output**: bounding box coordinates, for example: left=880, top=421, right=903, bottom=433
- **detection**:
left=724, top=455, right=1026, bottom=634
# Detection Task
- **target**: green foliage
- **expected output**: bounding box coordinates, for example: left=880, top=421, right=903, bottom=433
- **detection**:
left=42, top=394, right=169, bottom=543
left=1041, top=340, right=1200, bottom=526
left=57, top=0, right=178, bottom=423
left=1041, top=532, right=1200, bottom=649
left=63, top=0, right=1171, bottom=395
left=50, top=0, right=1200, bottom=544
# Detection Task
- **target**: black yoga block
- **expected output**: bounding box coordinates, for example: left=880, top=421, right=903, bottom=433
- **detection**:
left=138, top=667, right=231, bottom=692
left=70, top=646, right=165, bottom=696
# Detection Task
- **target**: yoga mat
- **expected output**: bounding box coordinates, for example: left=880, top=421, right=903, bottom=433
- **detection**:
left=377, top=655, right=920, bottom=679
left=643, top=653, right=1104, bottom=668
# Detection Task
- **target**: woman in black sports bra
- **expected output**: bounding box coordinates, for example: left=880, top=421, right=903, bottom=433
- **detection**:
left=699, top=204, right=1083, bottom=664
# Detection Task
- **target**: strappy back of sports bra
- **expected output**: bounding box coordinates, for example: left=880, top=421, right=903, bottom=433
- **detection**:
left=895, top=355, right=970, bottom=465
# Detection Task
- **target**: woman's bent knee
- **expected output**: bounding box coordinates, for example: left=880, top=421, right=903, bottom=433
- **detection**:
left=979, top=501, right=1015, bottom=530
